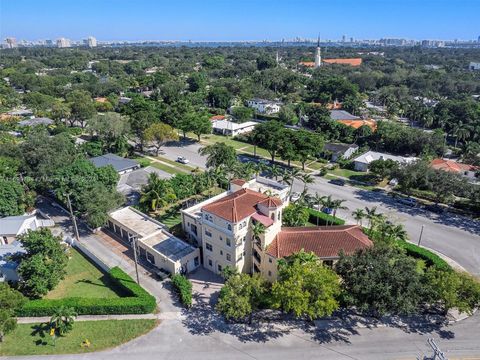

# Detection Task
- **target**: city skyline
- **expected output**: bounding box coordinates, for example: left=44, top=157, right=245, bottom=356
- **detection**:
left=1, top=0, right=479, bottom=42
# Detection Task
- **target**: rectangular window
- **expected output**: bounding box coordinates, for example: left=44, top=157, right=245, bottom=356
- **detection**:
left=218, top=264, right=222, bottom=272
left=269, top=257, right=273, bottom=263
left=268, top=271, right=272, bottom=276
left=205, top=229, right=212, bottom=237
left=194, top=257, right=199, bottom=266
left=226, top=238, right=231, bottom=247
left=146, top=252, right=155, bottom=265
left=208, top=259, right=213, bottom=267
left=220, top=250, right=223, bottom=255
left=206, top=243, right=213, bottom=251
left=226, top=253, right=231, bottom=261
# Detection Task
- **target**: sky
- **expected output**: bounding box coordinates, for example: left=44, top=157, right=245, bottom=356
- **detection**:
left=1, top=0, right=479, bottom=42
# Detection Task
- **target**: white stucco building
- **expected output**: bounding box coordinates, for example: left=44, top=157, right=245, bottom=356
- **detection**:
left=246, top=99, right=282, bottom=115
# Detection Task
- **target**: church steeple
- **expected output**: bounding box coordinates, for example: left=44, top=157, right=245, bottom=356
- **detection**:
left=314, top=34, right=322, bottom=68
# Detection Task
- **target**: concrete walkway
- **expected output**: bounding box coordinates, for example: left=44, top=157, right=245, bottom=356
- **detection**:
left=17, top=311, right=188, bottom=324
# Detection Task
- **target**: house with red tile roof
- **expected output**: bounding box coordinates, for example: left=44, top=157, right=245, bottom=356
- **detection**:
left=181, top=177, right=373, bottom=279
left=430, top=159, right=478, bottom=181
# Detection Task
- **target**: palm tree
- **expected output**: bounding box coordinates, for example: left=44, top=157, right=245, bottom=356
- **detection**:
left=140, top=173, right=177, bottom=211
left=331, top=199, right=348, bottom=219
left=282, top=168, right=302, bottom=196
left=321, top=195, right=335, bottom=226
left=300, top=173, right=314, bottom=192
left=269, top=164, right=283, bottom=181
left=352, top=208, right=366, bottom=226
left=364, top=206, right=378, bottom=230
left=250, top=221, right=266, bottom=273
left=453, top=123, right=472, bottom=148
left=50, top=306, right=77, bottom=336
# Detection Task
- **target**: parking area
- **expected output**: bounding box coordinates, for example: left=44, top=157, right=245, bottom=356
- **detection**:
left=188, top=267, right=224, bottom=305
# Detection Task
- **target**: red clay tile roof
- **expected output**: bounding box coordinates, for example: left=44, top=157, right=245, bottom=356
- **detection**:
left=258, top=197, right=282, bottom=208
left=231, top=178, right=247, bottom=186
left=430, top=159, right=477, bottom=173
left=323, top=58, right=363, bottom=66
left=202, top=188, right=282, bottom=223
left=266, top=225, right=372, bottom=259
left=338, top=119, right=377, bottom=130
left=210, top=115, right=226, bottom=121
left=251, top=212, right=274, bottom=227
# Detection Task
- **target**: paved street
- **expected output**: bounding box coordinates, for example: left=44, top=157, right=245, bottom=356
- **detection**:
left=155, top=140, right=480, bottom=275
left=26, top=197, right=480, bottom=360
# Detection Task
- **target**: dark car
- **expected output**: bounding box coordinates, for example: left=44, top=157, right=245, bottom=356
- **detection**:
left=329, top=178, right=346, bottom=186
left=425, top=204, right=445, bottom=214
left=155, top=268, right=171, bottom=281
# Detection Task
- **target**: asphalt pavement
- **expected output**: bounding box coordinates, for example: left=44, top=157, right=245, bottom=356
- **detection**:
left=158, top=140, right=480, bottom=275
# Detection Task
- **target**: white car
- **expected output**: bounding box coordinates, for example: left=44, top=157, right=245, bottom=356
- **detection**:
left=290, top=192, right=301, bottom=202
left=176, top=156, right=189, bottom=164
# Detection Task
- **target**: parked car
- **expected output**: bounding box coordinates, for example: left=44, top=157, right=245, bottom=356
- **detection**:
left=176, top=156, right=189, bottom=164
left=329, top=178, right=346, bottom=186
left=397, top=197, right=417, bottom=207
left=155, top=268, right=171, bottom=281
left=425, top=203, right=445, bottom=214
left=322, top=207, right=333, bottom=215
left=290, top=192, right=301, bottom=202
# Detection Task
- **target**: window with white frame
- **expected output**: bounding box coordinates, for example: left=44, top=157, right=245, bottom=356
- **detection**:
left=226, top=253, right=231, bottom=261
left=226, top=238, right=231, bottom=247
left=205, top=243, right=213, bottom=251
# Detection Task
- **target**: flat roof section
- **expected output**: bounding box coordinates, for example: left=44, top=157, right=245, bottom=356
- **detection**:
left=142, top=231, right=197, bottom=262
left=109, top=207, right=163, bottom=238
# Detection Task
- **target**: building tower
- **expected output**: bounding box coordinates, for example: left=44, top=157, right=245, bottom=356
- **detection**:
left=275, top=50, right=280, bottom=65
left=314, top=36, right=322, bottom=68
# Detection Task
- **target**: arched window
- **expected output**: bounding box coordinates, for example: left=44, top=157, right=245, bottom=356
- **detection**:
left=227, top=224, right=232, bottom=231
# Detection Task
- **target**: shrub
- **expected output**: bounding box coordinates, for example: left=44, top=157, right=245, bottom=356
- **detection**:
left=171, top=274, right=193, bottom=308
left=17, top=267, right=156, bottom=316
left=397, top=241, right=452, bottom=272
left=307, top=208, right=345, bottom=226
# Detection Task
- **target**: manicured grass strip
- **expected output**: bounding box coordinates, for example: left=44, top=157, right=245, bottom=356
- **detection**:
left=131, top=156, right=152, bottom=168
left=155, top=155, right=200, bottom=172
left=45, top=248, right=124, bottom=299
left=18, top=267, right=156, bottom=316
left=398, top=241, right=452, bottom=272
left=0, top=319, right=157, bottom=356
left=150, top=161, right=183, bottom=175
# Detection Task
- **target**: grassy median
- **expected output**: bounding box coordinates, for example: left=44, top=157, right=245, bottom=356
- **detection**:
left=0, top=319, right=157, bottom=356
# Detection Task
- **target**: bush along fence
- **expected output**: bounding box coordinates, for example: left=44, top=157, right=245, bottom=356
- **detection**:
left=397, top=241, right=452, bottom=272
left=171, top=275, right=193, bottom=308
left=17, top=267, right=156, bottom=317
left=307, top=208, right=346, bottom=226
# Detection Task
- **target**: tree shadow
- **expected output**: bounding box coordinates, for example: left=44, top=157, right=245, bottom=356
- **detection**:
left=30, top=323, right=51, bottom=346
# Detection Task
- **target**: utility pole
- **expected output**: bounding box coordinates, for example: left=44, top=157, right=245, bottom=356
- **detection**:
left=418, top=224, right=425, bottom=246
left=66, top=193, right=80, bottom=243
left=132, top=237, right=140, bottom=285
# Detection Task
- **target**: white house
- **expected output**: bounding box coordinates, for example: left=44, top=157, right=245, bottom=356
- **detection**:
left=469, top=62, right=480, bottom=71
left=324, top=143, right=359, bottom=162
left=246, top=99, right=282, bottom=115
left=107, top=207, right=200, bottom=275
left=352, top=151, right=417, bottom=172
left=212, top=120, right=258, bottom=137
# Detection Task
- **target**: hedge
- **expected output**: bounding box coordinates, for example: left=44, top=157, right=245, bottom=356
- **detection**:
left=307, top=208, right=345, bottom=226
left=171, top=274, right=193, bottom=308
left=17, top=267, right=156, bottom=316
left=397, top=241, right=452, bottom=272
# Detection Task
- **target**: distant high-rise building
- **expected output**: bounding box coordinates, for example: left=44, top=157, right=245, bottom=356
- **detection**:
left=478, top=35, right=480, bottom=43
left=314, top=36, right=322, bottom=68
left=45, top=39, right=54, bottom=46
left=56, top=37, right=70, bottom=48
left=342, top=34, right=346, bottom=43
left=85, top=36, right=97, bottom=48
left=4, top=37, right=17, bottom=48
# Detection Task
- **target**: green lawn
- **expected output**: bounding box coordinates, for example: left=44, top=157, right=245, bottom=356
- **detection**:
left=149, top=161, right=184, bottom=175
left=155, top=155, right=201, bottom=172
left=45, top=248, right=125, bottom=299
left=0, top=320, right=157, bottom=356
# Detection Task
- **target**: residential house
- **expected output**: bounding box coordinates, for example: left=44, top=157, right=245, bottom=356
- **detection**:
left=246, top=98, right=282, bottom=115
left=181, top=178, right=373, bottom=280
left=469, top=62, right=480, bottom=71
left=330, top=110, right=360, bottom=121
left=0, top=212, right=54, bottom=282
left=352, top=151, right=417, bottom=172
left=107, top=207, right=200, bottom=275
left=262, top=226, right=372, bottom=279
left=323, top=143, right=359, bottom=162
left=212, top=120, right=258, bottom=137
left=430, top=159, right=478, bottom=181
left=89, top=153, right=140, bottom=174
left=18, top=117, right=54, bottom=127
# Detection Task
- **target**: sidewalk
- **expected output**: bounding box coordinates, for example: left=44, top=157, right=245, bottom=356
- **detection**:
left=17, top=312, right=185, bottom=324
